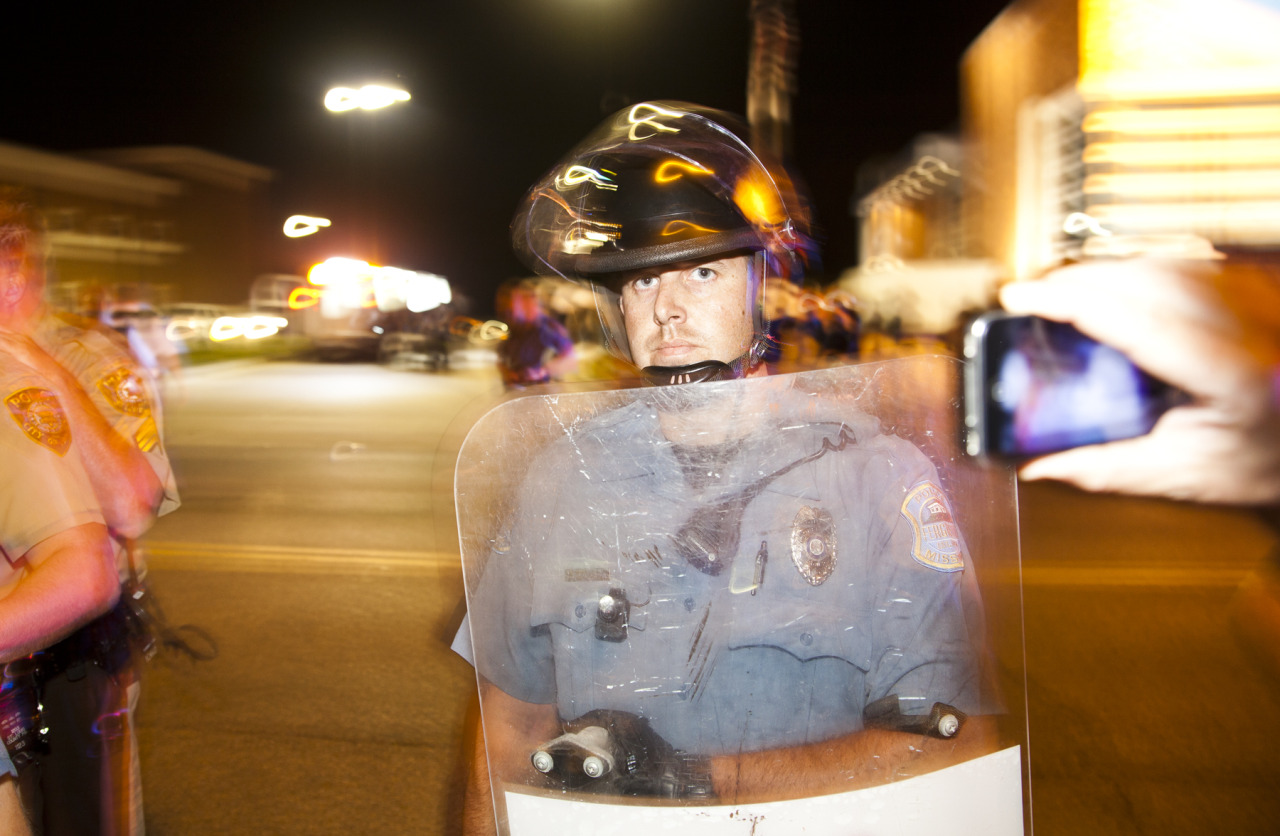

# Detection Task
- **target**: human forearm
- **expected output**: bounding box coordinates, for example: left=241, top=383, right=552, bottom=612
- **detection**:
left=41, top=363, right=163, bottom=537
left=463, top=684, right=562, bottom=835
left=0, top=524, right=120, bottom=662
left=463, top=717, right=499, bottom=836
left=708, top=715, right=1000, bottom=804
left=0, top=777, right=31, bottom=836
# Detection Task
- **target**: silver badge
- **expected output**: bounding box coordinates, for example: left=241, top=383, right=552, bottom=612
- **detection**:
left=791, top=506, right=836, bottom=585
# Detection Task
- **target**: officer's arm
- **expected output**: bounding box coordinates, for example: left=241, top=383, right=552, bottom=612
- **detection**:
left=14, top=344, right=163, bottom=538
left=463, top=682, right=561, bottom=836
left=707, top=715, right=999, bottom=804
left=0, top=522, right=120, bottom=663
left=0, top=776, right=29, bottom=836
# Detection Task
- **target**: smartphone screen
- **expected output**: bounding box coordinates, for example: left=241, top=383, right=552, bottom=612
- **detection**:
left=964, top=312, right=1184, bottom=461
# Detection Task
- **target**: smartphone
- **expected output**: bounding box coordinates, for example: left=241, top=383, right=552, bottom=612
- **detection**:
left=962, top=312, right=1185, bottom=462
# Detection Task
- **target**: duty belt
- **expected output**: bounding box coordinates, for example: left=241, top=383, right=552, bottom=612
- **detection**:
left=35, top=596, right=135, bottom=682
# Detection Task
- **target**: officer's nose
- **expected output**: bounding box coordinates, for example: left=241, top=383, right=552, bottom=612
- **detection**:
left=653, top=273, right=686, bottom=326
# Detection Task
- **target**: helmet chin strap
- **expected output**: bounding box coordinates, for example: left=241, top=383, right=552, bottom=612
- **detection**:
left=640, top=337, right=767, bottom=386
left=641, top=359, right=738, bottom=386
left=635, top=251, right=773, bottom=387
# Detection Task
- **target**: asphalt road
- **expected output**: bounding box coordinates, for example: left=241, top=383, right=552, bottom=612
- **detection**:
left=133, top=359, right=1279, bottom=835
left=139, top=360, right=500, bottom=835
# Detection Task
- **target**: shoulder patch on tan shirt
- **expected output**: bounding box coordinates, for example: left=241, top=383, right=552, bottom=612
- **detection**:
left=97, top=366, right=153, bottom=418
left=5, top=387, right=72, bottom=456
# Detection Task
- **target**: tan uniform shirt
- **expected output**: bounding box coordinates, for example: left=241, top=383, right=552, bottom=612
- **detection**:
left=32, top=312, right=180, bottom=518
left=1, top=355, right=104, bottom=596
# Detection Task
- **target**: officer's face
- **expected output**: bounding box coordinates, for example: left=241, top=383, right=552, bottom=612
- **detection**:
left=617, top=255, right=754, bottom=369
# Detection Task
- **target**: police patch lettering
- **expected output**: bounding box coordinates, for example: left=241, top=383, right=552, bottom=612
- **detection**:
left=5, top=388, right=72, bottom=456
left=97, top=367, right=160, bottom=451
left=97, top=367, right=152, bottom=418
left=900, top=482, right=964, bottom=572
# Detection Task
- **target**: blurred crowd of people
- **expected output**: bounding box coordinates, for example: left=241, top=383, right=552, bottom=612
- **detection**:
left=762, top=279, right=861, bottom=371
left=492, top=274, right=869, bottom=388
left=494, top=281, right=577, bottom=388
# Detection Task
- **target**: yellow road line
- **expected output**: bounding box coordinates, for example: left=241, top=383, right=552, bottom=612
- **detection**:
left=143, top=540, right=461, bottom=574
left=1018, top=564, right=1252, bottom=588
left=143, top=540, right=1254, bottom=587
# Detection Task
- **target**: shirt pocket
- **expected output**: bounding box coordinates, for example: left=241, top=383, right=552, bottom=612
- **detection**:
left=529, top=574, right=650, bottom=635
left=725, top=591, right=871, bottom=671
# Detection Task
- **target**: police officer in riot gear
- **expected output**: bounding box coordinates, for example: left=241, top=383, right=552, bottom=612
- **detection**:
left=461, top=102, right=999, bottom=835
left=513, top=101, right=809, bottom=385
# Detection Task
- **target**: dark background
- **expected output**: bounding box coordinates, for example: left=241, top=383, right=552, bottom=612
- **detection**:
left=6, top=0, right=1010, bottom=314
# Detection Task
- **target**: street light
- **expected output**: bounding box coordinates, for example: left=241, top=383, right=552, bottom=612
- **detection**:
left=324, top=84, right=411, bottom=112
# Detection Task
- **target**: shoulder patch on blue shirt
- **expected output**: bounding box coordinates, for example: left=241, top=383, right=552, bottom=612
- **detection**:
left=900, top=481, right=964, bottom=572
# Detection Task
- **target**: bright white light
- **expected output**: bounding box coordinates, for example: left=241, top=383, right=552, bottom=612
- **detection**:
left=1084, top=169, right=1280, bottom=200
left=305, top=256, right=450, bottom=315
left=325, top=84, right=411, bottom=112
left=283, top=215, right=332, bottom=238
left=309, top=257, right=371, bottom=287
left=244, top=316, right=289, bottom=340
left=1062, top=212, right=1113, bottom=237
left=559, top=166, right=618, bottom=191
left=626, top=103, right=685, bottom=141
left=209, top=315, right=290, bottom=342
left=1085, top=138, right=1280, bottom=167
left=372, top=266, right=416, bottom=311
left=406, top=272, right=451, bottom=313
left=1084, top=105, right=1280, bottom=136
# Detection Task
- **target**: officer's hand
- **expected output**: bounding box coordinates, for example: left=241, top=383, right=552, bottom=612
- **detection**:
left=530, top=709, right=712, bottom=799
left=1000, top=259, right=1280, bottom=505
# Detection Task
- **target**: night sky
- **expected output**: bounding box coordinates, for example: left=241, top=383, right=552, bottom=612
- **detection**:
left=7, top=1, right=1010, bottom=314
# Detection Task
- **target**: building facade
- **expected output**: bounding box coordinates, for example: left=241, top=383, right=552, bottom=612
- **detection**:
left=0, top=140, right=273, bottom=313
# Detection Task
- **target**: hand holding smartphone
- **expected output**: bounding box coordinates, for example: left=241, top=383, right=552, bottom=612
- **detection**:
left=963, top=312, right=1186, bottom=462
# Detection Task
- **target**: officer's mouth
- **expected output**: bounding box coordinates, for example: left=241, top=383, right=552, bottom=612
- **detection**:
left=649, top=341, right=702, bottom=364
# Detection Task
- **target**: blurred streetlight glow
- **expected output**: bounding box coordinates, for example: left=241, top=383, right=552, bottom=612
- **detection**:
left=209, top=315, right=289, bottom=342
left=308, top=257, right=371, bottom=286
left=325, top=84, right=411, bottom=112
left=283, top=215, right=332, bottom=238
left=299, top=257, right=451, bottom=314
left=654, top=161, right=713, bottom=183
left=287, top=287, right=322, bottom=310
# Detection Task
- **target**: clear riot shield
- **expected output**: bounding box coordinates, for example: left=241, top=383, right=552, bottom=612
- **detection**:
left=458, top=357, right=1027, bottom=835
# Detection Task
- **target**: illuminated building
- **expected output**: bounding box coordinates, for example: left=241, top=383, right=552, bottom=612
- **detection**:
left=839, top=135, right=1003, bottom=342
left=963, top=0, right=1280, bottom=280
left=841, top=0, right=1280, bottom=344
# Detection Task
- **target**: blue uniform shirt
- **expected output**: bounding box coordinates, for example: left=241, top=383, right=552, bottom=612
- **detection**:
left=469, top=383, right=991, bottom=756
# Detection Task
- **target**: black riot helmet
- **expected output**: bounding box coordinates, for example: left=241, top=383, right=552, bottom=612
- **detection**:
left=511, top=101, right=814, bottom=382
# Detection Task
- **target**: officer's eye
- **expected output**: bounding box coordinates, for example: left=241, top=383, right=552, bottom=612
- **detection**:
left=631, top=275, right=659, bottom=291
left=690, top=266, right=717, bottom=281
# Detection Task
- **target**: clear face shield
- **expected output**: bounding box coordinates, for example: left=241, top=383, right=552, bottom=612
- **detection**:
left=458, top=358, right=1029, bottom=834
